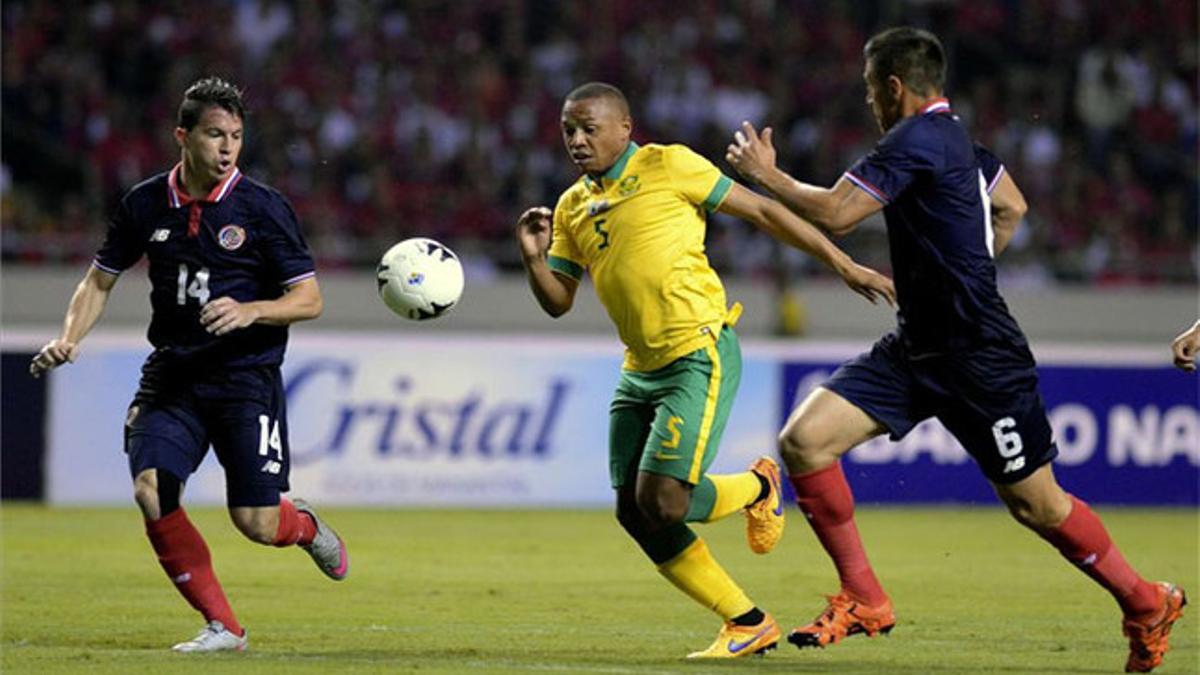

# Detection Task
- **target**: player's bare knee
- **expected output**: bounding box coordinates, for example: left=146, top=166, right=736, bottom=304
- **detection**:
left=230, top=509, right=277, bottom=545
left=635, top=486, right=686, bottom=526
left=1024, top=495, right=1072, bottom=530
left=1002, top=494, right=1065, bottom=530
left=615, top=499, right=645, bottom=536
left=778, top=420, right=829, bottom=473
left=1002, top=498, right=1038, bottom=529
left=132, top=470, right=161, bottom=520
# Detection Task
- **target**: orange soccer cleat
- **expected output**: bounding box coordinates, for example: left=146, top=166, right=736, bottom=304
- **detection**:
left=745, top=456, right=785, bottom=554
left=788, top=591, right=896, bottom=649
left=1123, top=582, right=1187, bottom=673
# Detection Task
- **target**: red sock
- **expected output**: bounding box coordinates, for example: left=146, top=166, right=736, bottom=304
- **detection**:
left=790, top=462, right=888, bottom=605
left=274, top=498, right=317, bottom=547
left=1040, top=495, right=1159, bottom=617
left=145, top=509, right=243, bottom=636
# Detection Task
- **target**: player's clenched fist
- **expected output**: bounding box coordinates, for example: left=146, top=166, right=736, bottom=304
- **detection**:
left=515, top=206, right=553, bottom=260
left=29, top=339, right=79, bottom=377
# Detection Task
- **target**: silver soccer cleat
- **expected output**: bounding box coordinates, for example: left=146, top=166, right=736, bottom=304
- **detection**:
left=293, top=499, right=349, bottom=580
left=171, top=620, right=247, bottom=653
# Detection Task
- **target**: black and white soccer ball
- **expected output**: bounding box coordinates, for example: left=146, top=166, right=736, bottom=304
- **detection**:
left=376, top=237, right=464, bottom=320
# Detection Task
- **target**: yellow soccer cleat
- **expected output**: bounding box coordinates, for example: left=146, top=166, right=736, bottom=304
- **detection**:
left=745, top=455, right=785, bottom=554
left=686, top=613, right=781, bottom=658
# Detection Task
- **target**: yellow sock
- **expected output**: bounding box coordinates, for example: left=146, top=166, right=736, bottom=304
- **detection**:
left=703, top=472, right=762, bottom=523
left=657, top=538, right=754, bottom=620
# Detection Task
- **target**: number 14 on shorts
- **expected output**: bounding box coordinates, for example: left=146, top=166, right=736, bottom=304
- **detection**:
left=992, top=417, right=1025, bottom=474
left=258, top=414, right=283, bottom=474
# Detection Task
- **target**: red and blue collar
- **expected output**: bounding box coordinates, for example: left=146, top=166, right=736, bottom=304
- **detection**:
left=167, top=162, right=242, bottom=208
left=918, top=97, right=951, bottom=115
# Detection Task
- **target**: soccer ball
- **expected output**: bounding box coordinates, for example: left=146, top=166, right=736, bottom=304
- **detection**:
left=376, top=238, right=464, bottom=320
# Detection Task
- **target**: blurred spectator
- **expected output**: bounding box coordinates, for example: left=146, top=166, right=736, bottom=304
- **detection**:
left=1, top=0, right=1196, bottom=287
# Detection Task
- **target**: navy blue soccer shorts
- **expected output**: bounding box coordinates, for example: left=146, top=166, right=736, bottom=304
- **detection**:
left=824, top=332, right=1057, bottom=484
left=124, top=365, right=291, bottom=507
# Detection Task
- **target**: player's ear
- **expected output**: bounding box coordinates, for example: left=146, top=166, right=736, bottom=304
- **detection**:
left=173, top=127, right=188, bottom=148
left=886, top=75, right=904, bottom=102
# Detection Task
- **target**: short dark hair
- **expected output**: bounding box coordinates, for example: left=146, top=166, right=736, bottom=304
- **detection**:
left=564, top=81, right=630, bottom=117
left=177, top=77, right=245, bottom=130
left=863, top=27, right=945, bottom=96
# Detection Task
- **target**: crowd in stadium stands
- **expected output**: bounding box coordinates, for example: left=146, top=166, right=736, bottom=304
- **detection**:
left=2, top=0, right=1196, bottom=285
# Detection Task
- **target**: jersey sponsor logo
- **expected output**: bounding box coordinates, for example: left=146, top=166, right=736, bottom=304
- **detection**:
left=617, top=175, right=640, bottom=196
left=217, top=224, right=247, bottom=251
left=149, top=228, right=171, bottom=242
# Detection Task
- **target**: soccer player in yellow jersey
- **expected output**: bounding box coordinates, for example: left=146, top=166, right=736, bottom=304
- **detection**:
left=515, top=82, right=895, bottom=659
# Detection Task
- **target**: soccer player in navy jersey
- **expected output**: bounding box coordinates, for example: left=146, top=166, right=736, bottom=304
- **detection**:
left=726, top=27, right=1185, bottom=672
left=29, top=77, right=348, bottom=653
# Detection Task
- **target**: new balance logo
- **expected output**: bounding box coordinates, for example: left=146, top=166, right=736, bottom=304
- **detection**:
left=260, top=460, right=282, bottom=474
left=150, top=228, right=170, bottom=242
left=1002, top=456, right=1026, bottom=474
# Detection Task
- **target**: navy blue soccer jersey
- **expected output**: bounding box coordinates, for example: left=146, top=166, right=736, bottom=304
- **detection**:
left=844, top=99, right=1025, bottom=356
left=94, top=165, right=315, bottom=368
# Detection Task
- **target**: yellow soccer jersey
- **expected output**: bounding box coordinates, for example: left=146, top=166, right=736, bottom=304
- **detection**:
left=547, top=141, right=736, bottom=372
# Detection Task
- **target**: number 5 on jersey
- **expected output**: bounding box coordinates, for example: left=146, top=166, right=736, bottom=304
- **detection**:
left=593, top=218, right=610, bottom=251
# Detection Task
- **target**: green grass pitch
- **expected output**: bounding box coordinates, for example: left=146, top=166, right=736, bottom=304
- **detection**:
left=2, top=505, right=1196, bottom=674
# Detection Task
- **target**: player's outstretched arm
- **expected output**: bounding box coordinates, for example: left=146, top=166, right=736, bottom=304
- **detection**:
left=726, top=121, right=881, bottom=234
left=1170, top=320, right=1200, bottom=372
left=989, top=171, right=1027, bottom=256
left=515, top=206, right=578, bottom=318
left=719, top=183, right=895, bottom=306
left=30, top=265, right=118, bottom=377
left=200, top=277, right=323, bottom=336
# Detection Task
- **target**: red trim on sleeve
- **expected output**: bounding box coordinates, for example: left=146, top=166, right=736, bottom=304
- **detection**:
left=843, top=171, right=890, bottom=204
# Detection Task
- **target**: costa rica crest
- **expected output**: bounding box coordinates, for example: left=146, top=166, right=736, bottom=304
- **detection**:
left=218, top=224, right=246, bottom=251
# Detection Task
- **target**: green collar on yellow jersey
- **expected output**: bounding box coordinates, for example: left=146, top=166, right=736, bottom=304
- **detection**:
left=584, top=141, right=639, bottom=189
